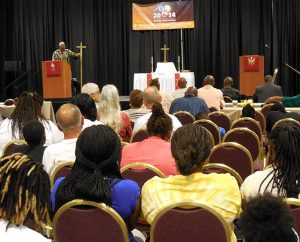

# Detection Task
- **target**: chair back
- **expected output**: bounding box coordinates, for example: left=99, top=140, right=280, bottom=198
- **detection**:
left=173, top=111, right=195, bottom=125
left=209, top=111, right=231, bottom=132
left=150, top=201, right=231, bottom=242
left=272, top=118, right=300, bottom=130
left=50, top=161, right=74, bottom=187
left=194, top=119, right=221, bottom=145
left=120, top=162, right=165, bottom=188
left=53, top=199, right=129, bottom=242
left=2, top=139, right=27, bottom=157
left=209, top=107, right=219, bottom=112
left=130, top=128, right=149, bottom=143
left=223, top=127, right=260, bottom=162
left=255, top=110, right=266, bottom=134
left=223, top=96, right=233, bottom=103
left=286, top=198, right=300, bottom=236
left=231, top=117, right=263, bottom=140
left=208, top=142, right=253, bottom=180
left=202, top=163, right=243, bottom=186
left=260, top=104, right=273, bottom=121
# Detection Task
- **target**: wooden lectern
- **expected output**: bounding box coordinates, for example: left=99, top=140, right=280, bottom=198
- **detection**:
left=239, top=55, right=264, bottom=96
left=42, top=60, right=72, bottom=98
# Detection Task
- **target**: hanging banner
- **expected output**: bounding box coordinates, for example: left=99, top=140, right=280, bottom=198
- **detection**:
left=132, top=1, right=194, bottom=30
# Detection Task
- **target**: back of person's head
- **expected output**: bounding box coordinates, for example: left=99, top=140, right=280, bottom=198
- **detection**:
left=264, top=75, right=273, bottom=83
left=270, top=103, right=286, bottom=112
left=267, top=122, right=300, bottom=197
left=81, top=82, right=100, bottom=103
left=242, top=104, right=256, bottom=119
left=71, top=93, right=97, bottom=121
left=143, top=86, right=161, bottom=108
left=0, top=154, right=50, bottom=227
left=56, top=103, right=83, bottom=135
left=185, top=86, right=198, bottom=96
left=11, top=91, right=46, bottom=139
left=178, top=78, right=187, bottom=88
left=55, top=125, right=122, bottom=211
left=224, top=76, right=233, bottom=87
left=194, top=112, right=209, bottom=120
left=22, top=120, right=46, bottom=146
left=146, top=102, right=172, bottom=140
left=203, top=75, right=215, bottom=86
left=149, top=78, right=160, bottom=90
left=129, top=89, right=143, bottom=108
left=98, top=84, right=121, bottom=132
left=171, top=124, right=213, bottom=175
left=239, top=194, right=298, bottom=242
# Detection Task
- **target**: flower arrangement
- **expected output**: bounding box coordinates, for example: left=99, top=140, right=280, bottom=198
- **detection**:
left=240, top=99, right=254, bottom=107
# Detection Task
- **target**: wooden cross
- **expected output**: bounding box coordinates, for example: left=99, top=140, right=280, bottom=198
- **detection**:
left=76, top=41, right=86, bottom=88
left=160, top=44, right=170, bottom=63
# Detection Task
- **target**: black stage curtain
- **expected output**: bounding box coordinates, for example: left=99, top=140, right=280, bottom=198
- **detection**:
left=0, top=0, right=299, bottom=100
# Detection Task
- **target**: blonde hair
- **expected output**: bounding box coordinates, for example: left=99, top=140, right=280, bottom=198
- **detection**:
left=98, top=84, right=122, bottom=133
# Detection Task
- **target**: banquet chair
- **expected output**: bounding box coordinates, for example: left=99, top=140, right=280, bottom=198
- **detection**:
left=173, top=111, right=195, bottom=125
left=209, top=107, right=219, bottom=113
left=208, top=111, right=231, bottom=132
left=231, top=117, right=263, bottom=141
left=2, top=139, right=27, bottom=157
left=255, top=110, right=266, bottom=134
left=194, top=119, right=221, bottom=145
left=286, top=198, right=300, bottom=236
left=150, top=201, right=231, bottom=242
left=50, top=161, right=74, bottom=188
left=53, top=199, right=129, bottom=242
left=272, top=118, right=300, bottom=130
left=207, top=142, right=253, bottom=181
left=223, top=96, right=233, bottom=103
left=130, top=128, right=149, bottom=143
left=260, top=103, right=273, bottom=122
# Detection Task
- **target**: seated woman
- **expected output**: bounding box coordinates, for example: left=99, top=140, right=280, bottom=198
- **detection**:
left=0, top=154, right=51, bottom=242
left=241, top=122, right=300, bottom=199
left=0, top=91, right=63, bottom=153
left=141, top=124, right=241, bottom=241
left=241, top=103, right=256, bottom=119
left=52, top=125, right=140, bottom=242
left=121, top=102, right=177, bottom=176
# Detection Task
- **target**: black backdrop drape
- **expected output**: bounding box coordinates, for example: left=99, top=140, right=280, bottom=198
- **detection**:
left=1, top=0, right=300, bottom=100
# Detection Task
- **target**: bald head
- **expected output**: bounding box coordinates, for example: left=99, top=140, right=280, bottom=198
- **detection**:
left=56, top=104, right=83, bottom=136
left=203, top=75, right=215, bottom=86
left=143, top=86, right=162, bottom=109
left=185, top=86, right=198, bottom=96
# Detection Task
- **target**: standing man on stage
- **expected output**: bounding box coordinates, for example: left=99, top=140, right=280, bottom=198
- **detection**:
left=52, top=42, right=80, bottom=63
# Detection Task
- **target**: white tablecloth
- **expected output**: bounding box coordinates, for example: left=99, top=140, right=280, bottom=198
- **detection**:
left=134, top=72, right=195, bottom=95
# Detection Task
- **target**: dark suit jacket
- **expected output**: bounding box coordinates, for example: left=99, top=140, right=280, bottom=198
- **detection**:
left=253, top=82, right=283, bottom=102
left=266, top=111, right=300, bottom=133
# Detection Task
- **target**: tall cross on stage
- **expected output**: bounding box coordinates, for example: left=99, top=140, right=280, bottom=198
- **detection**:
left=160, top=44, right=170, bottom=63
left=76, top=41, right=86, bottom=88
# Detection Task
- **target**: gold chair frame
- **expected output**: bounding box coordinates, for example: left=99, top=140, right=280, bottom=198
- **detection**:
left=50, top=161, right=74, bottom=188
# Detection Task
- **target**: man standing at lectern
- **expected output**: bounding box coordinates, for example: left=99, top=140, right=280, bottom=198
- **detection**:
left=52, top=42, right=80, bottom=63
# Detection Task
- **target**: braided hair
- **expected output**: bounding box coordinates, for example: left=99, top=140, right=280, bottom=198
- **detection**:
left=0, top=154, right=50, bottom=228
left=10, top=91, right=47, bottom=139
left=260, top=123, right=300, bottom=197
left=55, top=125, right=122, bottom=211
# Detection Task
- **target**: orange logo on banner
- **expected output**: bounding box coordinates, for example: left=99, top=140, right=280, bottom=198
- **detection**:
left=46, top=60, right=61, bottom=77
left=244, top=55, right=260, bottom=72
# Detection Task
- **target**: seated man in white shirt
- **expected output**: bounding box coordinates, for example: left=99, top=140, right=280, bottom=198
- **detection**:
left=133, top=86, right=182, bottom=133
left=70, top=93, right=102, bottom=129
left=171, top=77, right=187, bottom=99
left=42, top=104, right=83, bottom=174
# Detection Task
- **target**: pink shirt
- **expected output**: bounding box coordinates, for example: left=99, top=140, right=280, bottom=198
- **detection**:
left=121, top=136, right=177, bottom=176
left=198, top=85, right=225, bottom=110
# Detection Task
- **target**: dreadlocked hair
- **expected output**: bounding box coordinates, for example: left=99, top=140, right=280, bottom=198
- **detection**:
left=262, top=122, right=300, bottom=198
left=10, top=91, right=47, bottom=139
left=55, top=125, right=122, bottom=212
left=0, top=153, right=50, bottom=228
left=146, top=102, right=172, bottom=140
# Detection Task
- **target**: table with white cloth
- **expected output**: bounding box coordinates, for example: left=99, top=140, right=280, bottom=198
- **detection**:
left=0, top=101, right=56, bottom=123
left=222, top=103, right=300, bottom=121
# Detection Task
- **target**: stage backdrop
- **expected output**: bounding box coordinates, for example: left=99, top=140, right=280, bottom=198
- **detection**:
left=0, top=0, right=300, bottom=100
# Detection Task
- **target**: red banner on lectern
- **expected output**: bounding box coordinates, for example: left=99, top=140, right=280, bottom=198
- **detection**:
left=244, top=55, right=260, bottom=72
left=45, top=60, right=61, bottom=77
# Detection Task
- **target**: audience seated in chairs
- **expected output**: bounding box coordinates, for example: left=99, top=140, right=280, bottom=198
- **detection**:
left=42, top=104, right=83, bottom=174
left=239, top=194, right=299, bottom=242
left=51, top=125, right=141, bottom=242
left=141, top=124, right=241, bottom=242
left=221, top=76, right=241, bottom=101
left=0, top=154, right=51, bottom=242
left=98, top=84, right=132, bottom=142
left=0, top=91, right=63, bottom=154
left=70, top=93, right=103, bottom=129
left=124, top=89, right=150, bottom=121
left=10, top=120, right=46, bottom=162
left=241, top=122, right=300, bottom=199
left=171, top=77, right=188, bottom=99
left=121, top=102, right=177, bottom=176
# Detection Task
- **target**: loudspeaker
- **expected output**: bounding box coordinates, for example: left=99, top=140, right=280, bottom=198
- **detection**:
left=4, top=61, right=22, bottom=71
